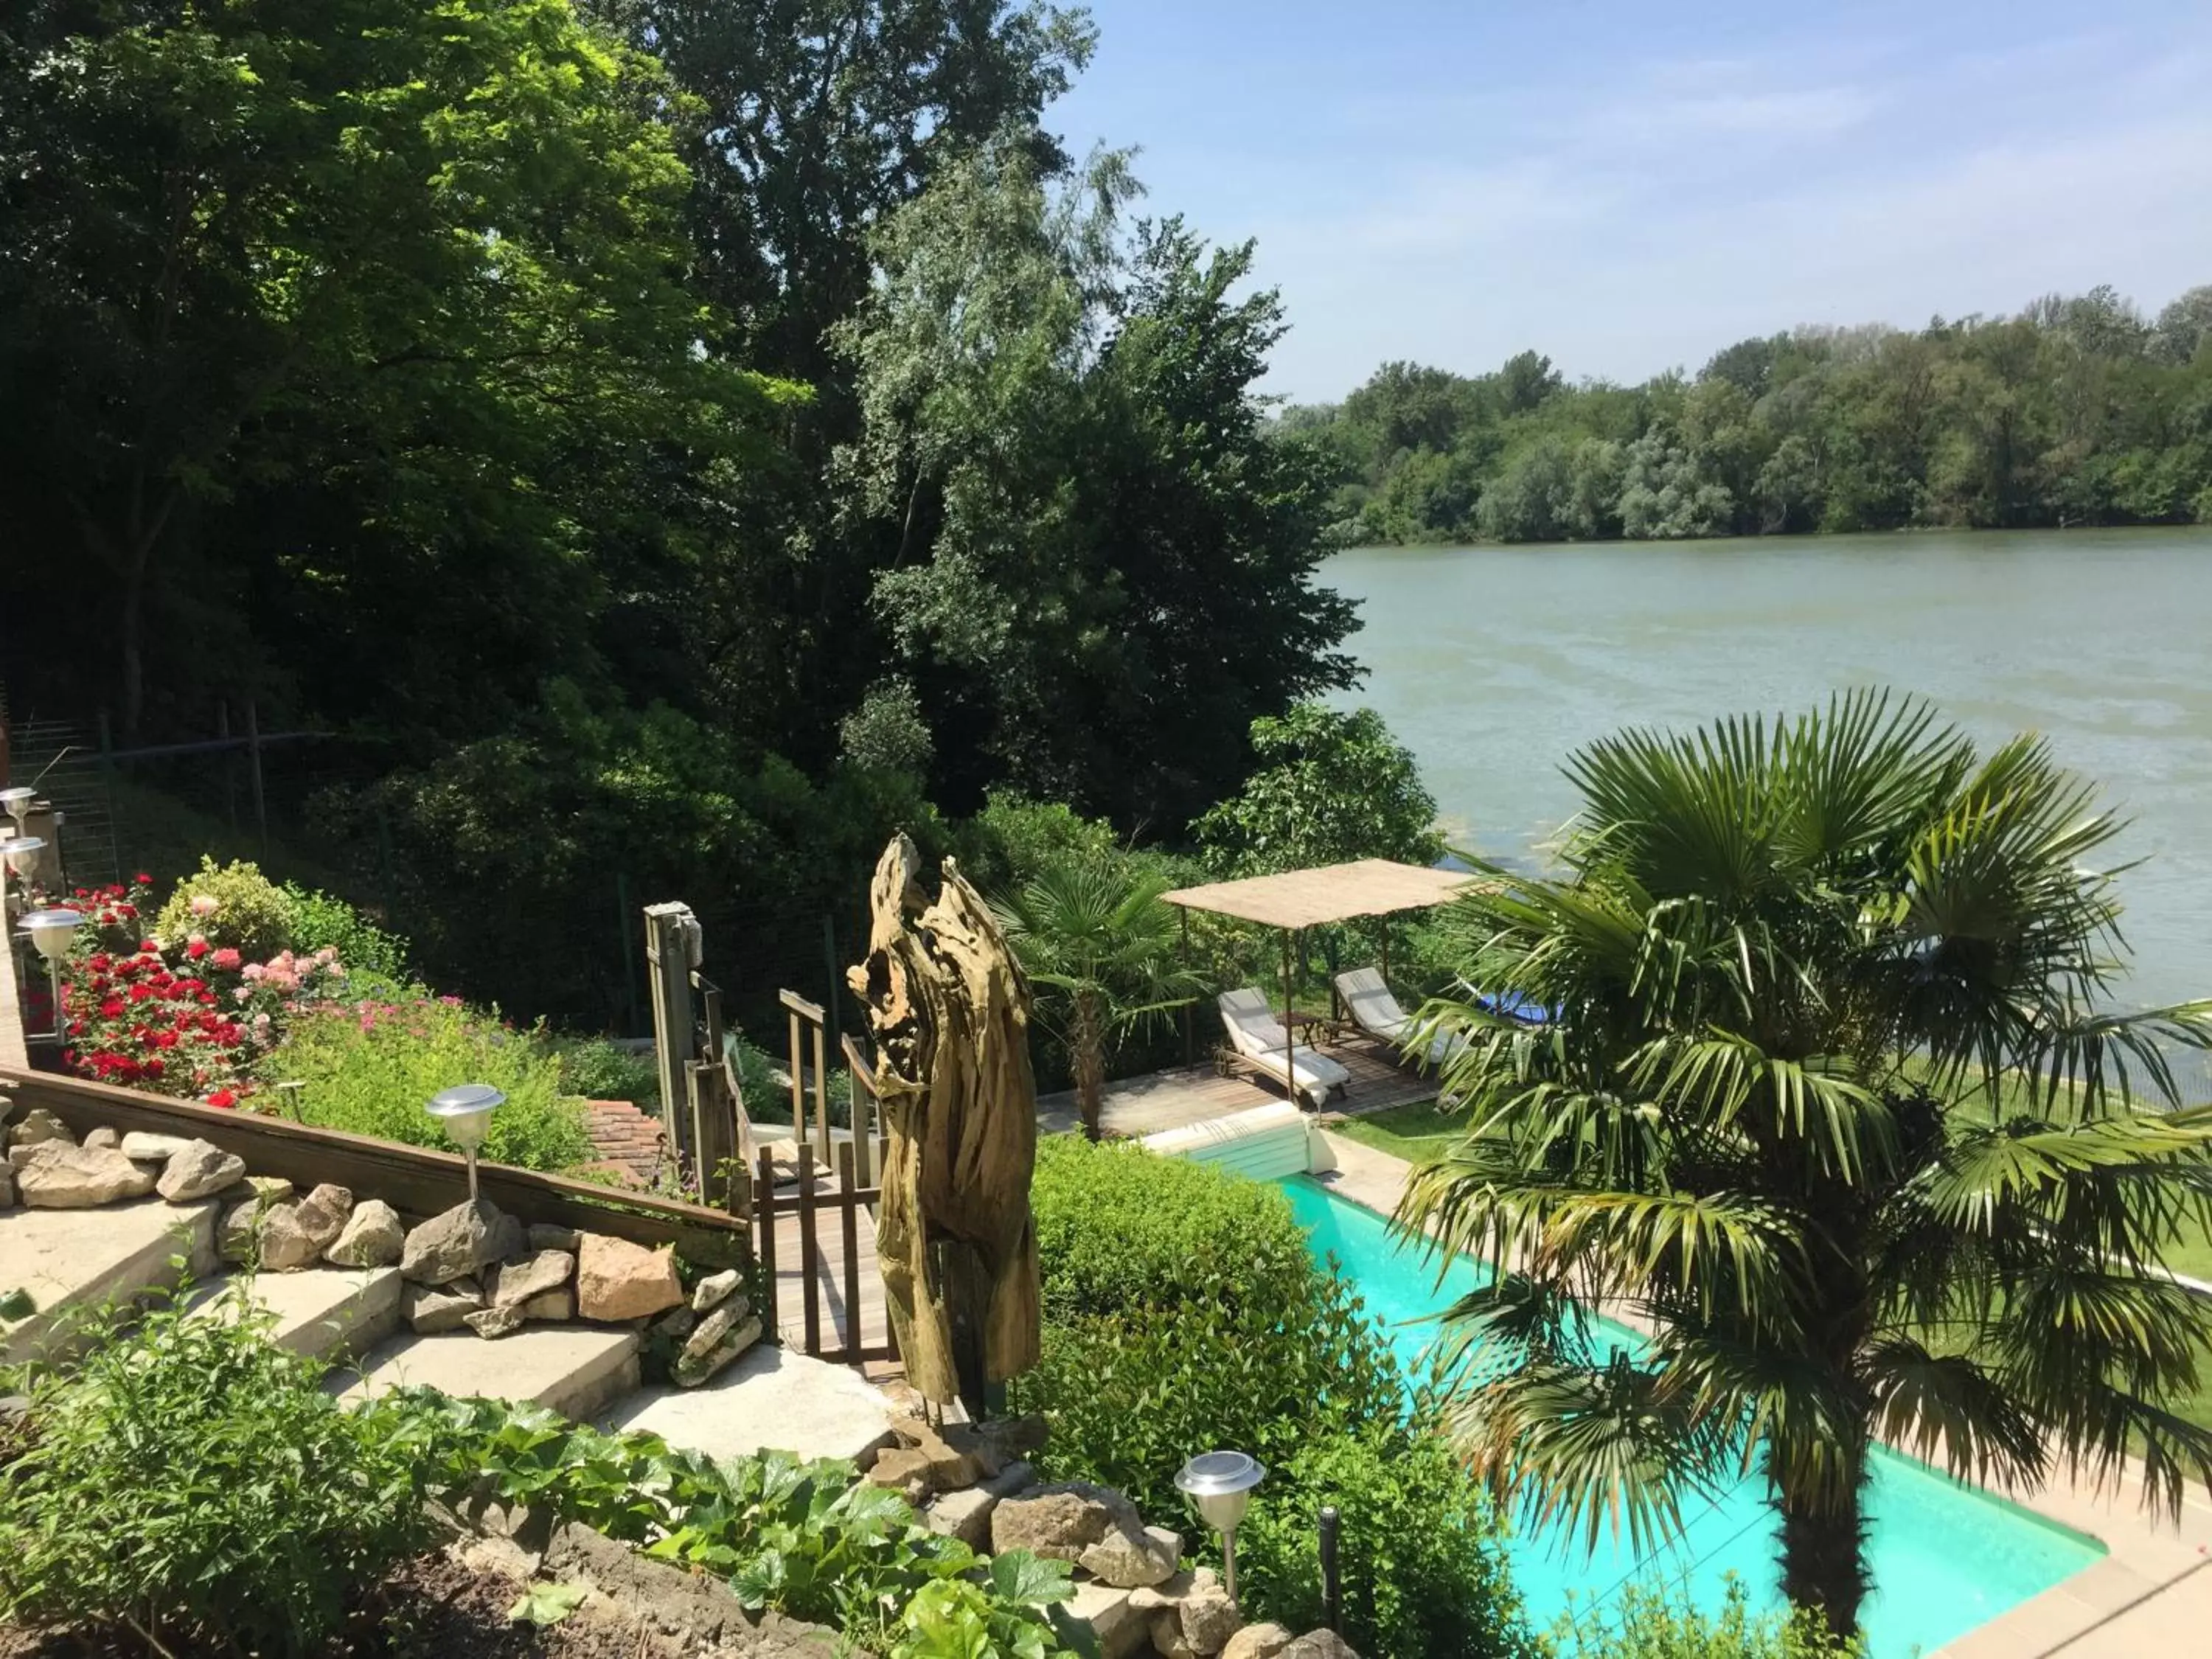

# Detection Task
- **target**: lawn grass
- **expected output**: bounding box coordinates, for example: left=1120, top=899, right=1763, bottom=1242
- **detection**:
left=1330, top=1098, right=1461, bottom=1165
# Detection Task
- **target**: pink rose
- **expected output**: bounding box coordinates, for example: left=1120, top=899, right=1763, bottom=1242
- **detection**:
left=211, top=947, right=240, bottom=971
left=241, top=962, right=265, bottom=982
left=189, top=894, right=220, bottom=918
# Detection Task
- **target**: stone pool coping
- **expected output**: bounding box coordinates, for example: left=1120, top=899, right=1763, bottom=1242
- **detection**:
left=1311, top=1130, right=2212, bottom=1658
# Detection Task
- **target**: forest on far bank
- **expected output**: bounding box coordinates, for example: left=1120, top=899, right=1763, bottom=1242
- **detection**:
left=1287, top=283, right=2212, bottom=546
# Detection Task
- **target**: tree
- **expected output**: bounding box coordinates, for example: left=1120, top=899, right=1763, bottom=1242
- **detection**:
left=1402, top=692, right=2212, bottom=1641
left=1193, top=704, right=1442, bottom=875
left=0, top=0, right=771, bottom=734
left=994, top=861, right=1197, bottom=1139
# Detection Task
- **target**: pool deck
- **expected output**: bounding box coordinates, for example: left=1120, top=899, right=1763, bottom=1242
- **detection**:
left=1311, top=1132, right=2212, bottom=1659
left=1037, top=1037, right=1435, bottom=1138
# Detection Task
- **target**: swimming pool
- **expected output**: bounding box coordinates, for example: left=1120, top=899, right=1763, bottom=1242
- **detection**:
left=1281, top=1176, right=2104, bottom=1657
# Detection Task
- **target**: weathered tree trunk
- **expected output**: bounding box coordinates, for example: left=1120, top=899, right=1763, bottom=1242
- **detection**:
left=847, top=834, right=1041, bottom=1414
left=1775, top=1437, right=1872, bottom=1642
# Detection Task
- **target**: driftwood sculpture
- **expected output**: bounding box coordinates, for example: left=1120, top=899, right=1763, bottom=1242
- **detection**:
left=847, top=835, right=1041, bottom=1413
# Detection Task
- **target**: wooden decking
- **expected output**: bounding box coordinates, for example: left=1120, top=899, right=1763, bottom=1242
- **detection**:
left=1037, top=1038, right=1437, bottom=1140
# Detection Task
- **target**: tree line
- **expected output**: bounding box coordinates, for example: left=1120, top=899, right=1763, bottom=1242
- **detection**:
left=0, top=0, right=1359, bottom=1024
left=1289, top=285, right=2212, bottom=545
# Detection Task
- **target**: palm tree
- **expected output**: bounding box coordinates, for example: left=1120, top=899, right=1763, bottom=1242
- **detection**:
left=1400, top=692, right=2212, bottom=1641
left=995, top=860, right=1200, bottom=1141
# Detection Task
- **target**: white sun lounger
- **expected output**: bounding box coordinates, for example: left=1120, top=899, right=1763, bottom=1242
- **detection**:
left=1217, top=988, right=1349, bottom=1108
left=1333, top=967, right=1464, bottom=1068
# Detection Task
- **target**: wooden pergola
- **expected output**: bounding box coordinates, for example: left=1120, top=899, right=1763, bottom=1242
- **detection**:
left=1161, top=858, right=1475, bottom=1081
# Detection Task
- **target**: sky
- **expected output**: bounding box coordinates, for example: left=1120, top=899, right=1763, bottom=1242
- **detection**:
left=1047, top=0, right=2212, bottom=402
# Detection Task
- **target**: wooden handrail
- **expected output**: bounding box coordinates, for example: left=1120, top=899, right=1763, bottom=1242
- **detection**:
left=0, top=1068, right=748, bottom=1267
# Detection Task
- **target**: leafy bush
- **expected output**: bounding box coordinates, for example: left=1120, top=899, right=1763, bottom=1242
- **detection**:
left=153, top=855, right=299, bottom=960
left=553, top=1035, right=660, bottom=1110
left=261, top=998, right=591, bottom=1171
left=1238, top=1425, right=1529, bottom=1659
left=0, top=1286, right=434, bottom=1656
left=372, top=1391, right=1091, bottom=1658
left=282, top=881, right=411, bottom=981
left=1550, top=1581, right=1860, bottom=1659
left=1015, top=1139, right=1536, bottom=1659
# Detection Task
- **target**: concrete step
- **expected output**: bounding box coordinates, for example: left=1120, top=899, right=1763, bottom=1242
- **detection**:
left=601, top=1343, right=895, bottom=1470
left=182, top=1265, right=403, bottom=1364
left=0, top=1197, right=220, bottom=1366
left=337, top=1324, right=641, bottom=1421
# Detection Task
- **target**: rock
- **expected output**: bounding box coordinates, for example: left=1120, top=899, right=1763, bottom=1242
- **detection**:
left=673, top=1314, right=761, bottom=1386
left=120, top=1131, right=193, bottom=1163
left=324, top=1199, right=405, bottom=1267
left=691, top=1267, right=743, bottom=1312
left=681, top=1296, right=751, bottom=1360
left=465, top=1304, right=525, bottom=1339
left=487, top=1248, right=574, bottom=1310
left=7, top=1109, right=73, bottom=1150
left=406, top=1279, right=484, bottom=1334
left=983, top=1459, right=1037, bottom=1498
left=652, top=1305, right=697, bottom=1340
left=526, top=1222, right=580, bottom=1253
left=296, top=1183, right=352, bottom=1244
left=574, top=1233, right=684, bottom=1321
left=1082, top=1523, right=1182, bottom=1590
left=1152, top=1612, right=1197, bottom=1659
left=0, top=1163, right=13, bottom=1209
left=1279, top=1634, right=1360, bottom=1659
left=1068, top=1581, right=1148, bottom=1659
left=254, top=1183, right=353, bottom=1270
left=992, top=1482, right=1180, bottom=1586
left=924, top=1486, right=1000, bottom=1548
left=220, top=1198, right=271, bottom=1263
left=14, top=1142, right=159, bottom=1207
left=1179, top=1576, right=1242, bottom=1655
left=401, top=1199, right=523, bottom=1285
left=1221, top=1626, right=1296, bottom=1659
left=520, top=1287, right=574, bottom=1321
left=155, top=1140, right=246, bottom=1203
left=82, top=1127, right=120, bottom=1151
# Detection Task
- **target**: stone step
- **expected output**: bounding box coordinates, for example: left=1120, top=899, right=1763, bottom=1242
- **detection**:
left=336, top=1324, right=641, bottom=1421
left=182, top=1265, right=403, bottom=1364
left=600, top=1342, right=895, bottom=1470
left=0, top=1196, right=220, bottom=1366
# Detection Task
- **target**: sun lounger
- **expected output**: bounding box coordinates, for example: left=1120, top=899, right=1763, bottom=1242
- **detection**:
left=1332, top=967, right=1466, bottom=1068
left=1217, top=988, right=1350, bottom=1108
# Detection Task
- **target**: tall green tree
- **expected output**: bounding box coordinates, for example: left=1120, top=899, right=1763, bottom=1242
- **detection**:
left=1193, top=703, right=1441, bottom=875
left=1402, top=692, right=2212, bottom=1641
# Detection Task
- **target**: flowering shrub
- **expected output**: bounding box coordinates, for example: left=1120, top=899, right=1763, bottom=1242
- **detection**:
left=25, top=875, right=153, bottom=956
left=58, top=941, right=348, bottom=1104
left=152, top=857, right=299, bottom=961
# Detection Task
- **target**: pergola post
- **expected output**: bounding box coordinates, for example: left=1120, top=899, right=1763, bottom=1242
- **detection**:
left=1281, top=928, right=1296, bottom=1092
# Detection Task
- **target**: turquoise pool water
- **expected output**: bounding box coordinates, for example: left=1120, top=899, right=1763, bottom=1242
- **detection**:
left=1281, top=1177, right=2104, bottom=1657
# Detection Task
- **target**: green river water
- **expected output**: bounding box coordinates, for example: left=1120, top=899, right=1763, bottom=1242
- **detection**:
left=1325, top=527, right=2212, bottom=1038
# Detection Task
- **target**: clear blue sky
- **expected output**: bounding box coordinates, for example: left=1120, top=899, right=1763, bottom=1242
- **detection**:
left=1048, top=1, right=2212, bottom=401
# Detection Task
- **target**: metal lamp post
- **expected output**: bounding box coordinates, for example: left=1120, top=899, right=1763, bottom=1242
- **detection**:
left=426, top=1083, right=504, bottom=1200
left=17, top=906, right=84, bottom=1039
left=1175, top=1450, right=1267, bottom=1605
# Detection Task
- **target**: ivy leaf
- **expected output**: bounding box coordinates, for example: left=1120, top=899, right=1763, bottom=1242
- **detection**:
left=987, top=1549, right=1074, bottom=1607
left=507, top=1580, right=590, bottom=1627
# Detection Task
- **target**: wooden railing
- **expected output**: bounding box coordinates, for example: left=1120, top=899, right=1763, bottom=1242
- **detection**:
left=0, top=1068, right=752, bottom=1270
left=754, top=1137, right=897, bottom=1366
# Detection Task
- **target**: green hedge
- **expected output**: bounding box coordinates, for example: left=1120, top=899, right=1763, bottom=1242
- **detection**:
left=1014, top=1138, right=1537, bottom=1659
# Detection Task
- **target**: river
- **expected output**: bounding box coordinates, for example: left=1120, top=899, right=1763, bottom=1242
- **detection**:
left=1325, top=526, right=2212, bottom=1026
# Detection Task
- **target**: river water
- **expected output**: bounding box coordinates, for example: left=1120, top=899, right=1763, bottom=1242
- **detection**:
left=1325, top=527, right=2212, bottom=1023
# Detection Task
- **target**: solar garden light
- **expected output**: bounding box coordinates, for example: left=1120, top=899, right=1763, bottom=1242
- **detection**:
left=0, top=834, right=44, bottom=881
left=1175, top=1450, right=1267, bottom=1605
left=17, top=907, right=83, bottom=1040
left=0, top=787, right=32, bottom=829
left=427, top=1083, right=504, bottom=1200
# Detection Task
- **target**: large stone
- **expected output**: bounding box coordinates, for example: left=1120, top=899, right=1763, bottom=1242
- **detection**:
left=652, top=1305, right=697, bottom=1341
left=257, top=1204, right=321, bottom=1272
left=1178, top=1576, right=1242, bottom=1655
left=672, top=1314, right=760, bottom=1387
left=1067, top=1582, right=1148, bottom=1659
left=406, top=1279, right=485, bottom=1334
left=7, top=1109, right=73, bottom=1151
left=526, top=1222, right=580, bottom=1253
left=992, top=1482, right=1179, bottom=1586
left=574, top=1233, right=684, bottom=1321
left=1220, top=1626, right=1295, bottom=1659
left=156, top=1140, right=246, bottom=1203
left=466, top=1304, right=525, bottom=1340
left=121, top=1131, right=193, bottom=1164
left=1279, top=1634, right=1360, bottom=1659
left=0, top=1163, right=13, bottom=1209
left=294, top=1184, right=353, bottom=1249
left=681, top=1296, right=751, bottom=1361
left=487, top=1248, right=574, bottom=1310
left=924, top=1486, right=1000, bottom=1548
left=82, top=1127, right=120, bottom=1151
left=14, top=1142, right=158, bottom=1208
left=401, top=1199, right=523, bottom=1286
left=324, top=1200, right=405, bottom=1267
left=691, top=1267, right=743, bottom=1312
left=520, top=1287, right=574, bottom=1322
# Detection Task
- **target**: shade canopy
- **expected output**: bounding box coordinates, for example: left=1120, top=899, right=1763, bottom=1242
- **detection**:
left=1161, top=858, right=1473, bottom=931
